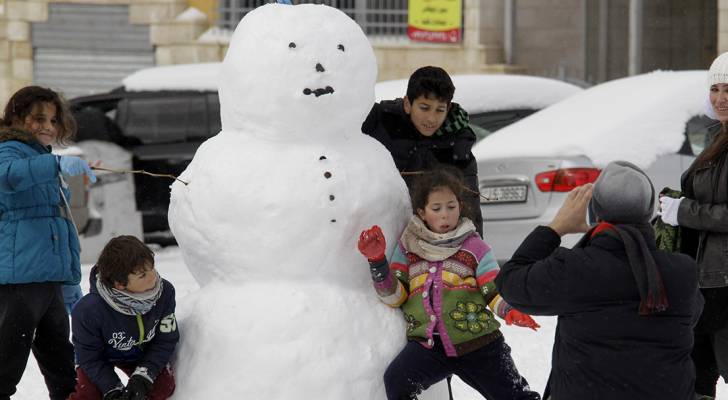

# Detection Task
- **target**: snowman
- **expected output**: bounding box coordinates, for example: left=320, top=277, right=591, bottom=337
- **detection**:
left=167, top=3, right=447, bottom=399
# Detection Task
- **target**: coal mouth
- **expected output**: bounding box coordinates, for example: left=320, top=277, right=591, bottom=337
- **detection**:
left=303, top=86, right=334, bottom=97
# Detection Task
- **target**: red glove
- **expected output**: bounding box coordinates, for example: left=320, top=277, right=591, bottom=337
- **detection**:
left=358, top=225, right=386, bottom=263
left=505, top=309, right=540, bottom=331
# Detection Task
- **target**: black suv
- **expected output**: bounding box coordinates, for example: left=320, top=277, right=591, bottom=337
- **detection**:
left=70, top=89, right=220, bottom=243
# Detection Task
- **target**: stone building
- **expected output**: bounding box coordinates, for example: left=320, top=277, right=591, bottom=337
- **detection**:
left=0, top=0, right=723, bottom=104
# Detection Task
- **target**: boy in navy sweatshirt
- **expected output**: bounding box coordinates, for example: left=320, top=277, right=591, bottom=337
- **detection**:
left=68, top=235, right=179, bottom=400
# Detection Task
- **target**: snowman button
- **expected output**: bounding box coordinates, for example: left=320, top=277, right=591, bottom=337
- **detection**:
left=324, top=171, right=332, bottom=179
left=429, top=267, right=436, bottom=273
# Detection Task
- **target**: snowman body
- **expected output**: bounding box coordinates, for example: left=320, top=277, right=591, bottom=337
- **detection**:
left=167, top=4, right=427, bottom=398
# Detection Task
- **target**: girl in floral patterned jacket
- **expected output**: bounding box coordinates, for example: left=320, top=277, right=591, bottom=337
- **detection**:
left=358, top=166, right=541, bottom=400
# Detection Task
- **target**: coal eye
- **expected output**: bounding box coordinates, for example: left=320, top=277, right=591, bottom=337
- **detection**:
left=337, top=44, right=345, bottom=52
left=289, top=42, right=296, bottom=49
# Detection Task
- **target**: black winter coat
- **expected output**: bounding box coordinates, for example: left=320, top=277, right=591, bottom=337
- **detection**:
left=71, top=266, right=179, bottom=394
left=679, top=149, right=728, bottom=288
left=495, top=226, right=702, bottom=400
left=361, top=99, right=483, bottom=236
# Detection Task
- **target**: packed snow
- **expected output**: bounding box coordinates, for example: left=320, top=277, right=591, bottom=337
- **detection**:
left=122, top=63, right=221, bottom=92
left=473, top=70, right=709, bottom=168
left=374, top=74, right=583, bottom=114
left=175, top=7, right=207, bottom=22
left=13, top=247, right=728, bottom=399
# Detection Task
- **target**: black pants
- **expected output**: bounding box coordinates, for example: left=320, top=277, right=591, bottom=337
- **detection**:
left=693, top=287, right=728, bottom=397
left=384, top=335, right=541, bottom=400
left=0, top=283, right=76, bottom=400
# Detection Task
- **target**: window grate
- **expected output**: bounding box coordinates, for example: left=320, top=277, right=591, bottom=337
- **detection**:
left=217, top=0, right=408, bottom=38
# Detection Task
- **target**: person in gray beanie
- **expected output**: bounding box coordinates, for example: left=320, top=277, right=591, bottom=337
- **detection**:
left=495, top=162, right=702, bottom=400
left=659, top=51, right=728, bottom=399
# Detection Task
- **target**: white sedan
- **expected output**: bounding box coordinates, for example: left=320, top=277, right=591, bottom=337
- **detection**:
left=473, top=70, right=714, bottom=261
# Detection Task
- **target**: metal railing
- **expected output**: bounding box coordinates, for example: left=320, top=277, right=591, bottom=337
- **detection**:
left=217, top=0, right=408, bottom=38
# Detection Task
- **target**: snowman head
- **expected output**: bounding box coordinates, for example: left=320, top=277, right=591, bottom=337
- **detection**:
left=219, top=4, right=377, bottom=141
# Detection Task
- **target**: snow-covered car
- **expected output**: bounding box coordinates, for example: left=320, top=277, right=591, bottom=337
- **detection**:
left=69, top=63, right=221, bottom=244
left=374, top=74, right=584, bottom=140
left=473, top=70, right=715, bottom=261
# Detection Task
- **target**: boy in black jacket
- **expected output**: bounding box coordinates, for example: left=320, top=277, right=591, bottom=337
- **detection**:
left=68, top=236, right=179, bottom=400
left=362, top=66, right=483, bottom=237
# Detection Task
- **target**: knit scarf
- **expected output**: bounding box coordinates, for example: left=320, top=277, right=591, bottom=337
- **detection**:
left=96, top=271, right=163, bottom=316
left=400, top=216, right=476, bottom=261
left=435, top=103, right=470, bottom=137
left=578, top=222, right=669, bottom=315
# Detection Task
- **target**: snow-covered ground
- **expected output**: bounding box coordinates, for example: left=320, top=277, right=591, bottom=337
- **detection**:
left=12, top=245, right=728, bottom=399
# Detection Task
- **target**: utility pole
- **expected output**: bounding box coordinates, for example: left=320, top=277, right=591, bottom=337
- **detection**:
left=597, top=0, right=609, bottom=82
left=628, top=0, right=643, bottom=76
left=504, top=0, right=516, bottom=64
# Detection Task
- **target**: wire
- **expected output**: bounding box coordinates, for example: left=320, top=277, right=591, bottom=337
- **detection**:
left=91, top=166, right=189, bottom=185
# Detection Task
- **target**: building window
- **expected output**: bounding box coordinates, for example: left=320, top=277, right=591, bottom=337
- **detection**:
left=217, top=0, right=408, bottom=38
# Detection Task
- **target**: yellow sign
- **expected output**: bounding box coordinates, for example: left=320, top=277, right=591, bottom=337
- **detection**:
left=408, top=0, right=462, bottom=43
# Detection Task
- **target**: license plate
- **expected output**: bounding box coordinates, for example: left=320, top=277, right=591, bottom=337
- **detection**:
left=480, top=185, right=528, bottom=204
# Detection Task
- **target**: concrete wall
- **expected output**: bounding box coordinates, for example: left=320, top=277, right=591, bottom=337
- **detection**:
left=1, top=0, right=721, bottom=103
left=371, top=0, right=507, bottom=81
left=641, top=0, right=716, bottom=74
left=0, top=0, right=226, bottom=104
left=719, top=0, right=728, bottom=53
left=512, top=0, right=585, bottom=83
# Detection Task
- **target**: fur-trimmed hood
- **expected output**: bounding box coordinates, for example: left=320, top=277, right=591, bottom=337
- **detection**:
left=0, top=126, right=38, bottom=145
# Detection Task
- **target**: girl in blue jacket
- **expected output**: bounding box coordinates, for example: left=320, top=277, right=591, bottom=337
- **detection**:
left=0, top=86, right=96, bottom=400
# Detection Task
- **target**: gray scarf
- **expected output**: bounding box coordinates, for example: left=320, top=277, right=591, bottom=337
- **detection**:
left=96, top=271, right=163, bottom=316
left=400, top=216, right=476, bottom=261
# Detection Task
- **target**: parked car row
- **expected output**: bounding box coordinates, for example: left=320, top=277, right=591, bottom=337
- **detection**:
left=70, top=64, right=222, bottom=244
left=69, top=63, right=582, bottom=243
left=72, top=63, right=708, bottom=260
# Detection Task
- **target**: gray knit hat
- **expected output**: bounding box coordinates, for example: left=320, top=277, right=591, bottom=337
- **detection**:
left=590, top=161, right=655, bottom=224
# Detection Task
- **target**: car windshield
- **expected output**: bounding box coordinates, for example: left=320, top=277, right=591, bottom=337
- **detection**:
left=685, top=115, right=722, bottom=156
left=470, top=109, right=538, bottom=141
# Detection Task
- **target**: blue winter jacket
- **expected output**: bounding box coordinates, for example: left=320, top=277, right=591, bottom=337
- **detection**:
left=71, top=266, right=179, bottom=394
left=0, top=128, right=81, bottom=284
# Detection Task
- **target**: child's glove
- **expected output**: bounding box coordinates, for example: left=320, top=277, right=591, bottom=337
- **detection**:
left=58, top=155, right=97, bottom=183
left=122, top=372, right=153, bottom=400
left=358, top=225, right=386, bottom=263
left=61, top=284, right=83, bottom=314
left=505, top=309, right=540, bottom=331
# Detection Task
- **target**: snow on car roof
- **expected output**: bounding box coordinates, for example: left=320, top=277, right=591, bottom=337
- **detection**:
left=122, top=63, right=222, bottom=92
left=472, top=70, right=710, bottom=168
left=375, top=74, right=583, bottom=114
left=122, top=63, right=582, bottom=115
